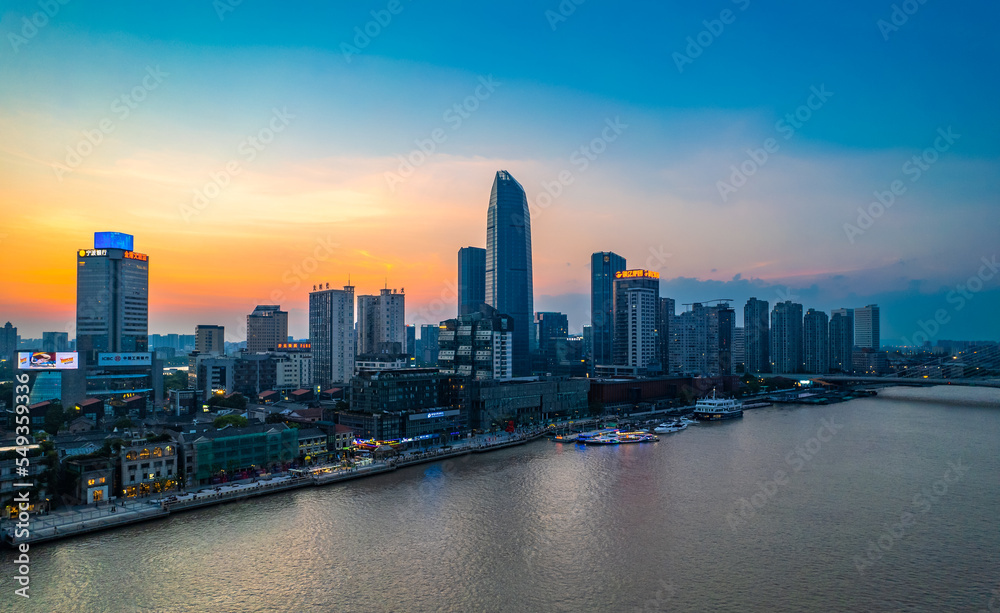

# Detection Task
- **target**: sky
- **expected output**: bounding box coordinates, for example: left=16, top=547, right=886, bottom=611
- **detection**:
left=1, top=0, right=998, bottom=345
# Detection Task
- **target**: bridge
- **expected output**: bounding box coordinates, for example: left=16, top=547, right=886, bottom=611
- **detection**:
left=765, top=345, right=1000, bottom=389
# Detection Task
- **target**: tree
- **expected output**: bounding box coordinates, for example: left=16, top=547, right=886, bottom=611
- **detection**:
left=43, top=402, right=65, bottom=435
left=114, top=417, right=134, bottom=430
left=162, top=371, right=189, bottom=397
left=207, top=393, right=248, bottom=411
left=213, top=414, right=249, bottom=429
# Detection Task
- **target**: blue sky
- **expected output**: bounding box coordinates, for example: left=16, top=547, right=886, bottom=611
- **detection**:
left=1, top=0, right=998, bottom=344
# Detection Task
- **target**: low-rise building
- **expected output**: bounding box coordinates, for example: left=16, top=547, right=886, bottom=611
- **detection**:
left=65, top=456, right=114, bottom=504
left=119, top=437, right=180, bottom=498
left=297, top=428, right=328, bottom=463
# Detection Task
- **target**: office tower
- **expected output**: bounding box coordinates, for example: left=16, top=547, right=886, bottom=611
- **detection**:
left=309, top=285, right=355, bottom=388
left=76, top=231, right=149, bottom=358
left=716, top=303, right=735, bottom=375
left=246, top=305, right=287, bottom=353
left=582, top=325, right=593, bottom=364
left=803, top=309, right=830, bottom=374
left=458, top=246, right=487, bottom=316
left=744, top=297, right=769, bottom=374
left=356, top=288, right=406, bottom=355
left=195, top=325, right=225, bottom=355
left=770, top=301, right=804, bottom=373
left=535, top=312, right=569, bottom=370
left=42, top=331, right=69, bottom=352
left=405, top=324, right=416, bottom=358
left=733, top=327, right=745, bottom=372
left=854, top=304, right=880, bottom=350
left=419, top=324, right=440, bottom=366
left=656, top=297, right=675, bottom=373
left=0, top=322, right=16, bottom=361
left=437, top=305, right=513, bottom=380
left=612, top=270, right=660, bottom=369
left=591, top=251, right=627, bottom=368
left=485, top=170, right=533, bottom=376
left=829, top=308, right=855, bottom=373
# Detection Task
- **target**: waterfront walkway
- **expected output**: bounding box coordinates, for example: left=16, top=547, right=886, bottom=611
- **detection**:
left=1, top=429, right=547, bottom=547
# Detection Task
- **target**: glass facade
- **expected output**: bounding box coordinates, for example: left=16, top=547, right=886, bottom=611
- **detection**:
left=485, top=171, right=532, bottom=376
left=458, top=246, right=486, bottom=316
left=591, top=251, right=627, bottom=368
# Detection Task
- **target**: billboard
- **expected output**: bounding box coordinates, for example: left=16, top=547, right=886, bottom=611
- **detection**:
left=94, top=231, right=134, bottom=250
left=18, top=352, right=80, bottom=370
left=98, top=352, right=152, bottom=366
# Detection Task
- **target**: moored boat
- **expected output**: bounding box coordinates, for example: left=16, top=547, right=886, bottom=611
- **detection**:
left=692, top=390, right=744, bottom=421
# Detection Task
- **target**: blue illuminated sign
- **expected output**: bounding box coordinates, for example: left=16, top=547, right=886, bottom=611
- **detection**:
left=94, top=232, right=134, bottom=250
left=426, top=411, right=445, bottom=418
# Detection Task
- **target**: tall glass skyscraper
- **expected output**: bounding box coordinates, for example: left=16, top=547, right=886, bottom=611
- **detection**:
left=76, top=232, right=149, bottom=359
left=485, top=170, right=533, bottom=376
left=457, top=246, right=486, bottom=316
left=591, top=251, right=627, bottom=368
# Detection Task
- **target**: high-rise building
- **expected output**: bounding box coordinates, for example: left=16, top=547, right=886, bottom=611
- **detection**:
left=582, top=325, right=593, bottom=365
left=246, top=306, right=288, bottom=353
left=770, top=301, right=803, bottom=373
left=656, top=297, right=675, bottom=373
left=76, top=232, right=160, bottom=413
left=669, top=302, right=730, bottom=376
left=437, top=305, right=514, bottom=380
left=309, top=285, right=355, bottom=388
left=0, top=322, right=16, bottom=362
left=419, top=324, right=440, bottom=366
left=803, top=309, right=830, bottom=374
left=405, top=324, right=416, bottom=359
left=485, top=170, right=533, bottom=376
left=744, top=297, right=769, bottom=374
left=710, top=302, right=736, bottom=375
left=534, top=311, right=569, bottom=371
left=733, top=327, right=745, bottom=372
left=612, top=270, right=660, bottom=370
left=591, top=251, right=627, bottom=369
left=76, top=231, right=149, bottom=358
left=854, top=304, right=880, bottom=350
left=195, top=325, right=225, bottom=355
left=458, top=246, right=487, bottom=316
left=829, top=308, right=854, bottom=373
left=356, top=288, right=406, bottom=355
left=42, top=331, right=69, bottom=353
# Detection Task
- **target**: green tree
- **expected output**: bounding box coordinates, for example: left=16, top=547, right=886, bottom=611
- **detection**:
left=43, top=402, right=65, bottom=435
left=162, top=371, right=189, bottom=397
left=213, top=414, right=249, bottom=429
left=113, top=417, right=134, bottom=430
left=207, top=393, right=248, bottom=411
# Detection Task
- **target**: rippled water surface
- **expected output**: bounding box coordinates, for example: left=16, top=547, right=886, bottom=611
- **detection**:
left=6, top=386, right=1000, bottom=612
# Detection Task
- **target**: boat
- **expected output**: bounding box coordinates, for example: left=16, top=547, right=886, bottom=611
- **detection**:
left=578, top=429, right=658, bottom=445
left=653, top=421, right=688, bottom=434
left=691, top=390, right=744, bottom=421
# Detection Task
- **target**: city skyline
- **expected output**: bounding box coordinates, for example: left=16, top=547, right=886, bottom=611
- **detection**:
left=1, top=3, right=998, bottom=343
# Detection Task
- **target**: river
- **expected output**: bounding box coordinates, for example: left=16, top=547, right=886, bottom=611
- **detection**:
left=5, top=385, right=999, bottom=612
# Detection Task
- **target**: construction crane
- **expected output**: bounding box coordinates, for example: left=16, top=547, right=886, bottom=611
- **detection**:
left=681, top=298, right=734, bottom=308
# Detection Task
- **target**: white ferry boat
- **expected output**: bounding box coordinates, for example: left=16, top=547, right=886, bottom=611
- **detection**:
left=691, top=390, right=744, bottom=421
